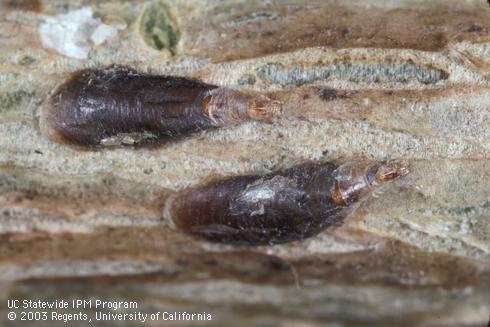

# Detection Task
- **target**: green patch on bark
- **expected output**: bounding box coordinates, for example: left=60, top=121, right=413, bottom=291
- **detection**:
left=139, top=1, right=179, bottom=55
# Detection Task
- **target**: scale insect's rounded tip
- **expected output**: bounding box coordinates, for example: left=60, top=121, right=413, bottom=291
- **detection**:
left=332, top=160, right=410, bottom=207
left=375, top=161, right=410, bottom=182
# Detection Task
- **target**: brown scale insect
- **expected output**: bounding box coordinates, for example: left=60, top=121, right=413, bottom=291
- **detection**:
left=164, top=160, right=409, bottom=245
left=40, top=66, right=281, bottom=147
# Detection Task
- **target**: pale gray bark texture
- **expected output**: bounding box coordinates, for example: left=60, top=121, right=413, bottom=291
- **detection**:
left=0, top=0, right=489, bottom=326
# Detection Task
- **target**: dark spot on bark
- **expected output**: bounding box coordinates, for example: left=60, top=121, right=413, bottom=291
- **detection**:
left=268, top=257, right=289, bottom=271
left=19, top=56, right=36, bottom=66
left=237, top=74, right=256, bottom=85
left=176, top=258, right=188, bottom=267
left=464, top=24, right=485, bottom=33
left=203, top=258, right=218, bottom=266
left=318, top=88, right=349, bottom=102
left=338, top=27, right=350, bottom=40
left=261, top=31, right=275, bottom=37
left=318, top=88, right=338, bottom=101
left=0, top=90, right=36, bottom=114
left=5, top=0, right=41, bottom=12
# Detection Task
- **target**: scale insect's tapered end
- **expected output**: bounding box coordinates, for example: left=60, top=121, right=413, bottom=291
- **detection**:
left=203, top=88, right=282, bottom=125
left=247, top=97, right=283, bottom=122
left=332, top=160, right=409, bottom=206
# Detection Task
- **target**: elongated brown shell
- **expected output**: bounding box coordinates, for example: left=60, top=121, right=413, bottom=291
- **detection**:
left=40, top=66, right=281, bottom=147
left=165, top=161, right=408, bottom=245
left=165, top=162, right=343, bottom=245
